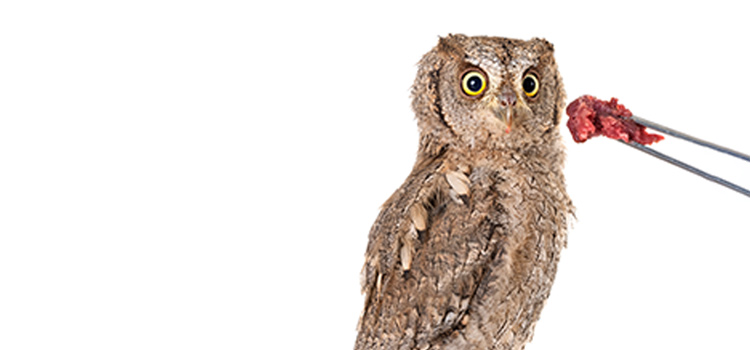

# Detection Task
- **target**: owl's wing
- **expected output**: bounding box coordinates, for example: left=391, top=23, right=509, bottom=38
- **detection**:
left=356, top=156, right=506, bottom=349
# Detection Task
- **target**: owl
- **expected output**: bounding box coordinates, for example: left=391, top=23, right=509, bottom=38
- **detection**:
left=355, top=34, right=573, bottom=350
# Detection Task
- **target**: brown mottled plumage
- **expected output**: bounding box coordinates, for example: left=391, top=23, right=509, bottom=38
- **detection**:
left=356, top=34, right=573, bottom=350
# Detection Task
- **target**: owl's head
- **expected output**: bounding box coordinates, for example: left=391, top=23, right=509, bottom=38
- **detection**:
left=412, top=34, right=565, bottom=154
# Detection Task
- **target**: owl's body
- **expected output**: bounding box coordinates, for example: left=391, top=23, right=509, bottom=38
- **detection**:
left=356, top=35, right=572, bottom=350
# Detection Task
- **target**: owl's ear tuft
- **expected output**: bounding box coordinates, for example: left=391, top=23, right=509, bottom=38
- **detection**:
left=437, top=34, right=465, bottom=60
left=530, top=37, right=554, bottom=53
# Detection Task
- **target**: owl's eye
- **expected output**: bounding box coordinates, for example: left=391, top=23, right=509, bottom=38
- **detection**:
left=522, top=73, right=540, bottom=98
left=461, top=70, right=487, bottom=97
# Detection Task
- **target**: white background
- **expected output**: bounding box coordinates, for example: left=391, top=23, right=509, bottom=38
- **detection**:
left=1, top=1, right=749, bottom=349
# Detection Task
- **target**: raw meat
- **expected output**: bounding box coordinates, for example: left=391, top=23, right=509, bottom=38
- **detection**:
left=566, top=95, right=664, bottom=145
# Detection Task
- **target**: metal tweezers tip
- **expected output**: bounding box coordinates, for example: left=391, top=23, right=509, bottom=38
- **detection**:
left=620, top=116, right=750, bottom=198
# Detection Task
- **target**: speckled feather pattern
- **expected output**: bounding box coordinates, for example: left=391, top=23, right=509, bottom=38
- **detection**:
left=356, top=34, right=573, bottom=350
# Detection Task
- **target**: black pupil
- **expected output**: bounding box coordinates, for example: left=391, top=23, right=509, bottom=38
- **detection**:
left=523, top=76, right=537, bottom=93
left=467, top=75, right=483, bottom=92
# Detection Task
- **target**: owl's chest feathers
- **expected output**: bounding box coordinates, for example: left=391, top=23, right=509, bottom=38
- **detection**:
left=393, top=145, right=569, bottom=277
left=442, top=144, right=568, bottom=233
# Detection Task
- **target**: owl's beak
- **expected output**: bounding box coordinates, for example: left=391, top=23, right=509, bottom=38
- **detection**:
left=493, top=90, right=517, bottom=133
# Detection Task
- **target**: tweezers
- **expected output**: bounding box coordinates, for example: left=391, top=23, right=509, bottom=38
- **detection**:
left=618, top=116, right=750, bottom=198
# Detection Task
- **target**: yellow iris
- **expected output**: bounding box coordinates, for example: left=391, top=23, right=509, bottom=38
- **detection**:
left=522, top=73, right=540, bottom=97
left=461, top=70, right=487, bottom=97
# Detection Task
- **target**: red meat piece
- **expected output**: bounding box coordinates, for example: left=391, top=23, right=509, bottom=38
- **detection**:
left=566, top=95, right=664, bottom=145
